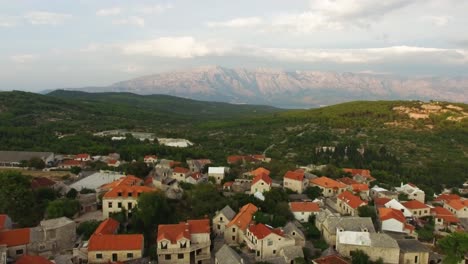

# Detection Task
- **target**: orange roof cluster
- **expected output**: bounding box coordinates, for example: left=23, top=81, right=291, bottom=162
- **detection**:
left=251, top=167, right=270, bottom=177
left=248, top=223, right=283, bottom=240
left=0, top=228, right=30, bottom=247
left=379, top=208, right=406, bottom=223
left=252, top=173, right=272, bottom=185
left=313, top=255, right=350, bottom=264
left=402, top=200, right=429, bottom=210
left=16, top=255, right=53, bottom=264
left=290, top=202, right=320, bottom=212
left=227, top=203, right=258, bottom=231
left=284, top=170, right=305, bottom=181
left=351, top=183, right=369, bottom=192
left=157, top=219, right=210, bottom=243
left=337, top=191, right=367, bottom=209
left=311, top=176, right=346, bottom=189
left=447, top=199, right=468, bottom=211
left=173, top=167, right=190, bottom=174
left=343, top=168, right=375, bottom=180
left=102, top=175, right=155, bottom=199
left=337, top=177, right=358, bottom=185
left=434, top=194, right=461, bottom=203
left=432, top=206, right=460, bottom=223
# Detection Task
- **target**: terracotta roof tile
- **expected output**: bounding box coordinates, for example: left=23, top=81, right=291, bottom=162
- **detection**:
left=252, top=173, right=272, bottom=185
left=379, top=208, right=406, bottom=223
left=157, top=219, right=210, bottom=243
left=0, top=215, right=7, bottom=230
left=351, top=183, right=369, bottom=192
left=374, top=197, right=391, bottom=207
left=432, top=206, right=460, bottom=223
left=226, top=203, right=258, bottom=230
left=31, top=177, right=56, bottom=189
left=187, top=219, right=210, bottom=234
left=144, top=155, right=157, bottom=160
left=313, top=255, right=350, bottom=264
left=15, top=255, right=53, bottom=264
left=0, top=228, right=30, bottom=246
left=402, top=200, right=429, bottom=210
left=223, top=181, right=234, bottom=187
left=337, top=191, right=367, bottom=209
left=337, top=177, right=358, bottom=185
left=75, top=153, right=90, bottom=159
left=173, top=167, right=190, bottom=174
left=102, top=175, right=155, bottom=199
left=94, top=218, right=119, bottom=235
left=89, top=234, right=143, bottom=251
left=251, top=167, right=270, bottom=177
left=343, top=168, right=373, bottom=179
left=446, top=199, right=468, bottom=211
left=61, top=160, right=82, bottom=166
left=248, top=223, right=283, bottom=240
left=434, top=194, right=461, bottom=203
left=284, top=170, right=305, bottom=181
left=310, top=176, right=346, bottom=189
left=290, top=202, right=320, bottom=212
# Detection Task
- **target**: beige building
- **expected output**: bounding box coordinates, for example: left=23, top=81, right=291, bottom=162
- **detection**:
left=157, top=219, right=211, bottom=264
left=88, top=218, right=143, bottom=264
left=336, top=191, right=367, bottom=216
left=336, top=231, right=399, bottom=264
left=401, top=200, right=431, bottom=218
left=289, top=202, right=320, bottom=222
left=172, top=167, right=191, bottom=182
left=208, top=167, right=227, bottom=185
left=250, top=174, right=272, bottom=194
left=397, top=239, right=430, bottom=264
left=212, top=205, right=236, bottom=235
left=444, top=199, right=468, bottom=218
left=310, top=177, right=347, bottom=197
left=396, top=183, right=425, bottom=203
left=224, top=203, right=258, bottom=245
left=283, top=170, right=308, bottom=194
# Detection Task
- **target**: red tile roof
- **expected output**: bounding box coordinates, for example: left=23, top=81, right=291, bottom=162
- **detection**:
left=173, top=167, right=190, bottom=174
left=402, top=200, right=429, bottom=210
left=251, top=167, right=270, bottom=177
left=290, top=202, right=320, bottom=212
left=227, top=155, right=244, bottom=164
left=189, top=172, right=203, bottom=181
left=343, top=168, right=375, bottom=181
left=248, top=223, right=283, bottom=240
left=313, top=255, right=350, bottom=264
left=351, top=183, right=369, bottom=192
left=227, top=203, right=258, bottom=230
left=432, top=206, right=460, bottom=223
left=284, top=170, right=305, bottom=181
left=223, top=181, right=234, bottom=187
left=102, top=175, right=155, bottom=199
left=16, top=255, right=53, bottom=264
left=0, top=228, right=30, bottom=246
left=310, top=176, right=346, bottom=189
left=75, top=153, right=90, bottom=159
left=379, top=208, right=406, bottom=223
left=337, top=177, right=358, bottom=185
left=374, top=197, right=391, bottom=207
left=61, top=159, right=82, bottom=166
left=447, top=199, right=468, bottom=211
left=31, top=177, right=56, bottom=189
left=157, top=219, right=210, bottom=243
left=89, top=234, right=144, bottom=251
left=337, top=191, right=367, bottom=209
left=252, top=173, right=272, bottom=185
left=94, top=218, right=119, bottom=235
left=434, top=194, right=461, bottom=203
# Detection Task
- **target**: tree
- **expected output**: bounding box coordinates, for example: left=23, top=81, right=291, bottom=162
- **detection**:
left=28, top=157, right=46, bottom=169
left=350, top=250, right=370, bottom=264
left=77, top=220, right=101, bottom=239
left=0, top=171, right=36, bottom=226
left=80, top=188, right=96, bottom=194
left=70, top=166, right=82, bottom=175
left=357, top=205, right=377, bottom=223
left=304, top=186, right=322, bottom=200
left=66, top=188, right=78, bottom=199
left=133, top=192, right=173, bottom=236
left=438, top=232, right=468, bottom=264
left=46, top=198, right=80, bottom=219
left=122, top=161, right=151, bottom=178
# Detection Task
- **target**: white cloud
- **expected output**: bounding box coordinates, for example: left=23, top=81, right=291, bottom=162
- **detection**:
left=121, top=37, right=231, bottom=58
left=135, top=4, right=173, bottom=14
left=96, top=7, right=122, bottom=16
left=207, top=17, right=263, bottom=28
left=112, top=16, right=145, bottom=27
left=23, top=11, right=71, bottom=25
left=10, top=54, right=39, bottom=63
left=421, top=15, right=451, bottom=27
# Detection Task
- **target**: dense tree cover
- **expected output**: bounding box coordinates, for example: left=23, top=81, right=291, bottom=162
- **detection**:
left=437, top=232, right=468, bottom=264
left=120, top=161, right=152, bottom=178
left=357, top=206, right=377, bottom=224
left=66, top=188, right=78, bottom=199
left=46, top=198, right=80, bottom=219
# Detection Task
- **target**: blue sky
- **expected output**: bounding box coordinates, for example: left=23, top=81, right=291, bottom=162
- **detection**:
left=1, top=0, right=467, bottom=91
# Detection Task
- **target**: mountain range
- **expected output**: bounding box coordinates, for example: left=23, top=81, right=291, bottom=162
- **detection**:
left=64, top=66, right=468, bottom=108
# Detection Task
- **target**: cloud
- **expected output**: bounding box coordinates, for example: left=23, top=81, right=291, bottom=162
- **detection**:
left=112, top=16, right=145, bottom=27
left=10, top=54, right=39, bottom=63
left=207, top=17, right=264, bottom=28
left=0, top=16, right=19, bottom=27
left=96, top=7, right=122, bottom=16
left=421, top=15, right=451, bottom=27
left=23, top=11, right=71, bottom=25
left=120, top=37, right=231, bottom=58
left=135, top=4, right=173, bottom=14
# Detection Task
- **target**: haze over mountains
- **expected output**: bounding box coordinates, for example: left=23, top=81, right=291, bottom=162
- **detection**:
left=68, top=66, right=468, bottom=108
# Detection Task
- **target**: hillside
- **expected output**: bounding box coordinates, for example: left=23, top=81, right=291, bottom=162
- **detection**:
left=68, top=66, right=468, bottom=108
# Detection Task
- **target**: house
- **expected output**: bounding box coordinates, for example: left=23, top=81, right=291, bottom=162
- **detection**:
left=244, top=223, right=296, bottom=261
left=370, top=185, right=398, bottom=200
left=157, top=219, right=211, bottom=264
left=15, top=255, right=53, bottom=264
left=310, top=177, right=347, bottom=197
left=315, top=210, right=375, bottom=246
left=252, top=154, right=271, bottom=163
left=378, top=208, right=415, bottom=235
left=213, top=205, right=236, bottom=235
left=444, top=199, right=468, bottom=218
left=208, top=167, right=227, bottom=185
left=28, top=217, right=77, bottom=257
left=349, top=184, right=369, bottom=200
left=283, top=222, right=306, bottom=247
left=250, top=173, right=272, bottom=194
left=336, top=191, right=367, bottom=216
left=88, top=218, right=144, bottom=263
left=312, top=255, right=350, bottom=264
left=343, top=168, right=375, bottom=184
left=223, top=181, right=234, bottom=191
left=401, top=200, right=431, bottom=218
left=143, top=155, right=158, bottom=164
left=215, top=244, right=245, bottom=264
left=224, top=203, right=258, bottom=245
left=336, top=231, right=399, bottom=264
left=289, top=202, right=320, bottom=222
left=396, top=183, right=425, bottom=203
left=431, top=206, right=460, bottom=231
left=185, top=172, right=205, bottom=185
left=107, top=159, right=120, bottom=168
left=384, top=199, right=413, bottom=218
left=337, top=177, right=358, bottom=186
left=102, top=175, right=156, bottom=218
left=186, top=159, right=212, bottom=173
left=247, top=167, right=270, bottom=178
left=0, top=151, right=54, bottom=167
left=283, top=170, right=309, bottom=194
left=374, top=197, right=392, bottom=208
left=397, top=239, right=430, bottom=264
left=172, top=167, right=191, bottom=182
left=59, top=159, right=83, bottom=169
left=74, top=153, right=91, bottom=162
left=0, top=228, right=30, bottom=259
left=434, top=193, right=461, bottom=204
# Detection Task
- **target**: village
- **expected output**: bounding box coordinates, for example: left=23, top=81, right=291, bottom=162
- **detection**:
left=0, top=150, right=467, bottom=264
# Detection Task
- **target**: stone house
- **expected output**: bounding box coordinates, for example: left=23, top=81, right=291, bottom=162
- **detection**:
left=343, top=168, right=375, bottom=184
left=250, top=173, right=272, bottom=194
left=444, top=199, right=468, bottom=218
left=289, top=202, right=320, bottom=222
left=397, top=239, right=430, bottom=264
left=186, top=159, right=211, bottom=173
left=384, top=199, right=413, bottom=218
left=336, top=231, right=399, bottom=264
left=310, top=177, right=347, bottom=197
left=336, top=191, right=367, bottom=216
left=0, top=228, right=30, bottom=260
left=282, top=222, right=305, bottom=247
left=312, top=255, right=350, bottom=264
left=396, top=183, right=425, bottom=203
left=172, top=167, right=191, bottom=182
left=215, top=245, right=244, bottom=264
left=29, top=217, right=76, bottom=257
left=208, top=167, right=227, bottom=185
left=224, top=203, right=258, bottom=245
left=283, top=170, right=308, bottom=194
left=157, top=219, right=211, bottom=264
left=244, top=223, right=296, bottom=261
left=212, top=205, right=236, bottom=235
left=378, top=208, right=415, bottom=236
left=143, top=155, right=158, bottom=165
left=431, top=206, right=460, bottom=231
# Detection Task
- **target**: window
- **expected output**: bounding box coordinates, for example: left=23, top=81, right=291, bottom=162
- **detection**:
left=127, top=253, right=133, bottom=259
left=267, top=240, right=273, bottom=246
left=16, top=249, right=24, bottom=255
left=415, top=255, right=418, bottom=263
left=96, top=253, right=102, bottom=259
left=217, top=224, right=221, bottom=230
left=49, top=229, right=56, bottom=239
left=118, top=202, right=122, bottom=208
left=273, top=250, right=276, bottom=254
left=108, top=202, right=112, bottom=208
left=118, top=192, right=122, bottom=197
left=165, top=255, right=171, bottom=260
left=160, top=242, right=168, bottom=249
left=232, top=236, right=236, bottom=241
left=128, top=202, right=133, bottom=209
left=178, top=253, right=184, bottom=259
left=112, top=253, right=117, bottom=261
left=128, top=192, right=132, bottom=197
left=220, top=217, right=223, bottom=221
left=232, top=228, right=235, bottom=232
left=257, top=251, right=260, bottom=257
left=180, top=241, right=187, bottom=248
left=292, top=232, right=296, bottom=236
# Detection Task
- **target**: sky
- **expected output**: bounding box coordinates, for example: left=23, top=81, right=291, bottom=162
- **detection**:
left=1, top=0, right=468, bottom=91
